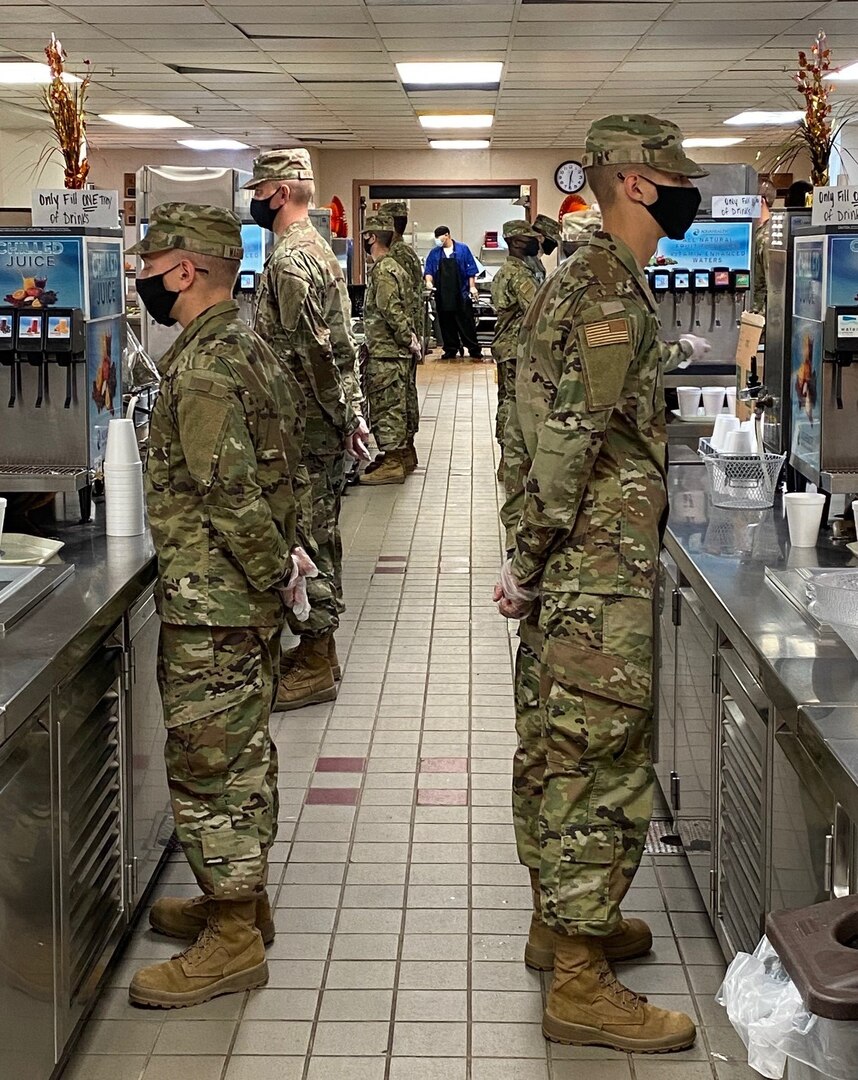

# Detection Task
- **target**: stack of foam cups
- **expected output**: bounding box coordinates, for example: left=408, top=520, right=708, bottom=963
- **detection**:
left=104, top=418, right=145, bottom=537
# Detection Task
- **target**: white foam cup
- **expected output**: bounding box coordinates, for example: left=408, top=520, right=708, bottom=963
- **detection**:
left=724, top=429, right=754, bottom=454
left=677, top=386, right=702, bottom=419
left=702, top=387, right=725, bottom=416
left=105, top=418, right=141, bottom=466
left=711, top=414, right=739, bottom=452
left=725, top=386, right=737, bottom=415
left=784, top=492, right=826, bottom=548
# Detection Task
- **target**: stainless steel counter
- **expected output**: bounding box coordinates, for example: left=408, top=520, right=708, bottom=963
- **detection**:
left=0, top=521, right=156, bottom=745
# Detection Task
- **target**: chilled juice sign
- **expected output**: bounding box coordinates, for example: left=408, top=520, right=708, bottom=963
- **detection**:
left=0, top=237, right=84, bottom=310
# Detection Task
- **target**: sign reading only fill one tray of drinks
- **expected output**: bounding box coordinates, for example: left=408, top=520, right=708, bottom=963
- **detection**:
left=32, top=189, right=120, bottom=229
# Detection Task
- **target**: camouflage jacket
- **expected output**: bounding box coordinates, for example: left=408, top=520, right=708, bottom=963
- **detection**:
left=491, top=255, right=538, bottom=362
left=253, top=217, right=360, bottom=454
left=147, top=300, right=305, bottom=627
left=364, top=253, right=415, bottom=360
left=753, top=216, right=771, bottom=314
left=389, top=238, right=425, bottom=342
left=503, top=233, right=690, bottom=595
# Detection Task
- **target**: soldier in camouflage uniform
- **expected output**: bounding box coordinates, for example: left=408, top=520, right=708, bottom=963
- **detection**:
left=247, top=149, right=367, bottom=711
left=526, top=213, right=561, bottom=285
left=358, top=211, right=420, bottom=486
left=491, top=220, right=540, bottom=462
left=126, top=203, right=312, bottom=1009
left=383, top=200, right=424, bottom=474
left=496, top=116, right=712, bottom=1053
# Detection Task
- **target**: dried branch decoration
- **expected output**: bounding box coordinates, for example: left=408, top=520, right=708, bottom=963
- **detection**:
left=42, top=34, right=93, bottom=189
left=793, top=30, right=835, bottom=187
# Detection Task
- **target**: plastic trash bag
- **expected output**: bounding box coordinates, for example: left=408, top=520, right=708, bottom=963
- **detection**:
left=122, top=325, right=159, bottom=391
left=717, top=936, right=858, bottom=1080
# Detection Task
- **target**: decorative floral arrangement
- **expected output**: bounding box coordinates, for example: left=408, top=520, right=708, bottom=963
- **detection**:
left=766, top=30, right=858, bottom=189
left=42, top=34, right=92, bottom=189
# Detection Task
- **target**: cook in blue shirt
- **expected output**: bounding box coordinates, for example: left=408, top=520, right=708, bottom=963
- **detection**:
left=424, top=226, right=482, bottom=359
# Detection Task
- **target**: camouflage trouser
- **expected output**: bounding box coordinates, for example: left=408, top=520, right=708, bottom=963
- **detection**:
left=288, top=449, right=345, bottom=640
left=495, top=358, right=516, bottom=448
left=365, top=356, right=409, bottom=452
left=532, top=592, right=656, bottom=937
left=159, top=623, right=281, bottom=901
left=405, top=358, right=420, bottom=441
left=512, top=610, right=544, bottom=870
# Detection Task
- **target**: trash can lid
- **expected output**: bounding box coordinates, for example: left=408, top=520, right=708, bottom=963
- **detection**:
left=767, top=896, right=858, bottom=1020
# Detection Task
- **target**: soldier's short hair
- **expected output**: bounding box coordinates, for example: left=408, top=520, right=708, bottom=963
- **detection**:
left=585, top=165, right=622, bottom=210
left=192, top=251, right=241, bottom=290
left=759, top=179, right=776, bottom=208
left=373, top=229, right=394, bottom=248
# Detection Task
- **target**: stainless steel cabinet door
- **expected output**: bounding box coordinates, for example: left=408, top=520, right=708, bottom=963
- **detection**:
left=0, top=701, right=56, bottom=1080
left=127, top=590, right=171, bottom=910
left=654, top=556, right=678, bottom=809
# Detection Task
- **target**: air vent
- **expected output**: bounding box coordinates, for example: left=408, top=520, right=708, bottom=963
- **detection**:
left=170, top=65, right=274, bottom=76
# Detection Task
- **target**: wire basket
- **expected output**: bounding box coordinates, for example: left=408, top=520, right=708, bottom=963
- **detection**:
left=699, top=440, right=785, bottom=509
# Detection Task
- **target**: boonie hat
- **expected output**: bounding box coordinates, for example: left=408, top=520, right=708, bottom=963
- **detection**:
left=361, top=211, right=395, bottom=233
left=502, top=219, right=540, bottom=240
left=582, top=115, right=707, bottom=179
left=242, top=148, right=314, bottom=189
left=532, top=214, right=560, bottom=241
left=128, top=202, right=244, bottom=259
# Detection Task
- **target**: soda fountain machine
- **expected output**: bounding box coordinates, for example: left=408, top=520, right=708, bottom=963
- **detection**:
left=0, top=227, right=125, bottom=521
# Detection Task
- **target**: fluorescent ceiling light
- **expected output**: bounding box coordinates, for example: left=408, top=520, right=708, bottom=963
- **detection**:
left=397, top=61, right=502, bottom=87
left=420, top=114, right=493, bottom=130
left=826, top=61, right=858, bottom=81
left=724, top=111, right=803, bottom=126
left=683, top=137, right=746, bottom=148
left=99, top=114, right=192, bottom=130
left=0, top=62, right=80, bottom=85
left=178, top=138, right=250, bottom=150
left=430, top=139, right=490, bottom=150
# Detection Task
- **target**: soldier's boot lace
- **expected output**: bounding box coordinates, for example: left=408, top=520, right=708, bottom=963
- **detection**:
left=525, top=870, right=652, bottom=971
left=358, top=449, right=406, bottom=486
left=275, top=633, right=338, bottom=711
left=149, top=891, right=276, bottom=946
left=130, top=899, right=268, bottom=1009
left=543, top=933, right=696, bottom=1053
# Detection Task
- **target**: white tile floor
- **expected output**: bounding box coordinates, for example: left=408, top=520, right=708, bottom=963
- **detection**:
left=62, top=359, right=756, bottom=1080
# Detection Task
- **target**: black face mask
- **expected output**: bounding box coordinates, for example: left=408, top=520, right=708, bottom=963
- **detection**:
left=363, top=237, right=374, bottom=257
left=136, top=264, right=182, bottom=326
left=541, top=236, right=558, bottom=256
left=250, top=194, right=279, bottom=232
left=623, top=174, right=700, bottom=241
left=521, top=238, right=540, bottom=257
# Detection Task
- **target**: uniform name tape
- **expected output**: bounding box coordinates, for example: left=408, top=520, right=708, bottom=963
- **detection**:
left=584, top=318, right=630, bottom=348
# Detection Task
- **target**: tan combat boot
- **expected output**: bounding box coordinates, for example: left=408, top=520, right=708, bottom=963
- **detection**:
left=359, top=450, right=406, bottom=486
left=328, top=635, right=341, bottom=681
left=525, top=870, right=653, bottom=971
left=543, top=934, right=696, bottom=1053
left=403, top=441, right=418, bottom=474
left=149, top=891, right=276, bottom=947
left=129, top=899, right=268, bottom=1009
left=276, top=633, right=337, bottom=711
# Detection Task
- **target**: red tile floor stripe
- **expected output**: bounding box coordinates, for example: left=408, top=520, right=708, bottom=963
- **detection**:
left=315, top=757, right=366, bottom=772
left=305, top=788, right=360, bottom=805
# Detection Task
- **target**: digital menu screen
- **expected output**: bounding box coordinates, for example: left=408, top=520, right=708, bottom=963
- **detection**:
left=713, top=269, right=730, bottom=289
left=733, top=271, right=751, bottom=290
left=653, top=271, right=670, bottom=291
left=694, top=271, right=711, bottom=289
left=673, top=271, right=690, bottom=290
left=0, top=313, right=13, bottom=341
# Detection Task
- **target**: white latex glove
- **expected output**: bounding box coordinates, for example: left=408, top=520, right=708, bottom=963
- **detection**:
left=278, top=546, right=319, bottom=623
left=678, top=334, right=712, bottom=365
left=492, top=558, right=539, bottom=620
left=345, top=417, right=371, bottom=461
left=409, top=332, right=423, bottom=361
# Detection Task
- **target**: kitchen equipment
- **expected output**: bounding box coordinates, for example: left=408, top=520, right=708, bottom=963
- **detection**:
left=0, top=534, right=64, bottom=565
left=785, top=492, right=827, bottom=547
left=700, top=437, right=786, bottom=509
left=0, top=228, right=124, bottom=521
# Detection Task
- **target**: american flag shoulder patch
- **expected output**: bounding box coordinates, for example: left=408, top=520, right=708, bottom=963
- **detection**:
left=583, top=318, right=631, bottom=348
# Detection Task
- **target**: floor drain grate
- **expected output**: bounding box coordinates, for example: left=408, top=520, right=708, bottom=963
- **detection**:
left=645, top=818, right=711, bottom=855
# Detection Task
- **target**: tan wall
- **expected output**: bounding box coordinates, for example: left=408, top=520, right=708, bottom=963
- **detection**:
left=0, top=129, right=65, bottom=208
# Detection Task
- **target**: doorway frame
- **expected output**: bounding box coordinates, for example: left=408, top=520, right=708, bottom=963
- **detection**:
left=352, top=176, right=538, bottom=281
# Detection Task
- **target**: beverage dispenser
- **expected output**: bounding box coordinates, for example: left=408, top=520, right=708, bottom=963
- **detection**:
left=0, top=228, right=124, bottom=521
left=788, top=225, right=858, bottom=494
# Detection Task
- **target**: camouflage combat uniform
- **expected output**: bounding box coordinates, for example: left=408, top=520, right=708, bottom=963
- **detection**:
left=526, top=213, right=560, bottom=286
left=753, top=215, right=771, bottom=314
left=491, top=220, right=539, bottom=449
left=502, top=118, right=705, bottom=937
left=362, top=221, right=416, bottom=453
left=136, top=205, right=305, bottom=902
left=384, top=201, right=425, bottom=445
left=250, top=151, right=359, bottom=642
